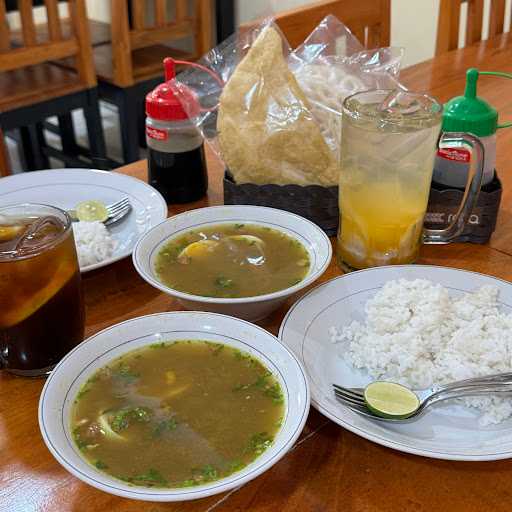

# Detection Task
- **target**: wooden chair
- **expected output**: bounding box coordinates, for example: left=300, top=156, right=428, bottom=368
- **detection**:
left=436, top=0, right=509, bottom=54
left=90, top=0, right=214, bottom=164
left=0, top=0, right=106, bottom=173
left=273, top=0, right=391, bottom=49
left=0, top=128, right=12, bottom=177
left=10, top=18, right=112, bottom=47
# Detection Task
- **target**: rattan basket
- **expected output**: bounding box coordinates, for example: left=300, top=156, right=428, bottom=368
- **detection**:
left=425, top=174, right=502, bottom=243
left=224, top=171, right=502, bottom=242
left=223, top=171, right=339, bottom=236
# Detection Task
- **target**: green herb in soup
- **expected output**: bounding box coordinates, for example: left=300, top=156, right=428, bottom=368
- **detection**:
left=154, top=224, right=310, bottom=298
left=71, top=341, right=285, bottom=488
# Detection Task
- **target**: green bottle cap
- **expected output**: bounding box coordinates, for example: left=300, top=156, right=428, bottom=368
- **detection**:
left=442, top=68, right=498, bottom=137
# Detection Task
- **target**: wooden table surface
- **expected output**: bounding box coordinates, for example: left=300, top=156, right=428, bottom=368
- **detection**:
left=3, top=34, right=512, bottom=512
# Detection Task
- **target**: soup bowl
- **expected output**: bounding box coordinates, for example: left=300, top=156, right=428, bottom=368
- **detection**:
left=132, top=206, right=332, bottom=321
left=39, top=311, right=310, bottom=502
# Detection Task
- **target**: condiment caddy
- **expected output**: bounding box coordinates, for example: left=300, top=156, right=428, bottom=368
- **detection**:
left=426, top=68, right=512, bottom=243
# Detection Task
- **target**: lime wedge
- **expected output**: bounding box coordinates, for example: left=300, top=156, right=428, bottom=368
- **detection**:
left=364, top=381, right=419, bottom=419
left=1, top=259, right=75, bottom=328
left=75, top=200, right=108, bottom=222
left=0, top=224, right=26, bottom=242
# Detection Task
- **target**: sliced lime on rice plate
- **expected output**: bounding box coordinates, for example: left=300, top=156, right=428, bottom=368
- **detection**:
left=364, top=381, right=420, bottom=419
left=75, top=200, right=109, bottom=222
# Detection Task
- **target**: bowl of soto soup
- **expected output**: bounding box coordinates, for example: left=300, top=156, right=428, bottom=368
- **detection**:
left=39, top=311, right=310, bottom=502
left=132, top=206, right=332, bottom=321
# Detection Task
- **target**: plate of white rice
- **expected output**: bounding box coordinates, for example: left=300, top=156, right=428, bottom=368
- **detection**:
left=279, top=265, right=512, bottom=461
left=0, top=168, right=167, bottom=272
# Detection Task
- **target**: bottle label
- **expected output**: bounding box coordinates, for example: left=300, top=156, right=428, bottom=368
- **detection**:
left=146, top=126, right=168, bottom=141
left=437, top=147, right=471, bottom=163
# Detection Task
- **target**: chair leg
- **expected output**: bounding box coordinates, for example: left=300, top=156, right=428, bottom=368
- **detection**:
left=35, top=123, right=50, bottom=169
left=117, top=88, right=140, bottom=164
left=0, top=127, right=12, bottom=177
left=137, top=99, right=147, bottom=149
left=84, top=89, right=108, bottom=169
left=19, top=126, right=34, bottom=170
left=58, top=113, right=80, bottom=162
left=19, top=125, right=49, bottom=171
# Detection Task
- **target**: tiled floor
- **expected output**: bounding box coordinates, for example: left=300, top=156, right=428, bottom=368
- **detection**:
left=6, top=101, right=146, bottom=173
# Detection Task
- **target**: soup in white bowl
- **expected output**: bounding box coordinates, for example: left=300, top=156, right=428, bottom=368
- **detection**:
left=133, top=206, right=332, bottom=321
left=39, top=312, right=310, bottom=502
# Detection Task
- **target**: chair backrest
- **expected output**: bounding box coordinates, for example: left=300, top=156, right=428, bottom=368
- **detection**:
left=110, top=0, right=213, bottom=87
left=436, top=0, right=509, bottom=54
left=0, top=0, right=96, bottom=86
left=272, top=0, right=391, bottom=49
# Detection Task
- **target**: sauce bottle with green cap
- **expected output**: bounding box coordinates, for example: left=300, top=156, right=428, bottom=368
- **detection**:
left=433, top=68, right=512, bottom=188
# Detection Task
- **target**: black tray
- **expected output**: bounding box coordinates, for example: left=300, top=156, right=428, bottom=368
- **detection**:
left=425, top=174, right=502, bottom=244
left=224, top=171, right=502, bottom=243
left=223, top=171, right=339, bottom=236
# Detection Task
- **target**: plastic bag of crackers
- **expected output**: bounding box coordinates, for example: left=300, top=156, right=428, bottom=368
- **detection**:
left=170, top=16, right=404, bottom=234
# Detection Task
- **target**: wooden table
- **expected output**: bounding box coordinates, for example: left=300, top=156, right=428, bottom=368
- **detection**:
left=3, top=34, right=512, bottom=512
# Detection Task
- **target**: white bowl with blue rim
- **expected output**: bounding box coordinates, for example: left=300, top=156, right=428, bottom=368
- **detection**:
left=39, top=311, right=310, bottom=502
left=132, top=205, right=332, bottom=322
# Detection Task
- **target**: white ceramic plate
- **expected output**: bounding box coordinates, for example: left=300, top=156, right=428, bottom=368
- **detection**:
left=0, top=169, right=167, bottom=272
left=279, top=265, right=512, bottom=461
left=133, top=205, right=332, bottom=322
left=39, top=311, right=310, bottom=502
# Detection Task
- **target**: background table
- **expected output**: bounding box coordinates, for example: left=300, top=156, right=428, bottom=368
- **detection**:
left=2, top=33, right=512, bottom=512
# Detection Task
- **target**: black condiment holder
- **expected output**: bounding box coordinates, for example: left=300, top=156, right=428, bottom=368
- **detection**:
left=425, top=174, right=502, bottom=243
left=223, top=171, right=339, bottom=236
left=223, top=170, right=503, bottom=243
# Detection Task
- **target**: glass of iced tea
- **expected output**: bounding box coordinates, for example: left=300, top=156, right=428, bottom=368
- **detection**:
left=0, top=204, right=84, bottom=376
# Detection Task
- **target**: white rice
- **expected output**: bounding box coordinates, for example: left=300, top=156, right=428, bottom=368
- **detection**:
left=329, top=278, right=512, bottom=425
left=73, top=221, right=116, bottom=268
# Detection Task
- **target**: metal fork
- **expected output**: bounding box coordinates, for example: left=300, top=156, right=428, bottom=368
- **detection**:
left=333, top=372, right=512, bottom=422
left=69, top=198, right=131, bottom=226
left=104, top=198, right=131, bottom=226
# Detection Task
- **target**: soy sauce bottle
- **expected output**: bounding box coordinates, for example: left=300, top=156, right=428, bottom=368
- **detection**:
left=146, top=58, right=207, bottom=204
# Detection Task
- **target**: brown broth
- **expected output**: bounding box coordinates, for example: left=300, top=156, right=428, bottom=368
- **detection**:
left=71, top=341, right=285, bottom=488
left=154, top=224, right=310, bottom=298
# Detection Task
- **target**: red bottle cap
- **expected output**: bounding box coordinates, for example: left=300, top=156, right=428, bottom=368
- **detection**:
left=145, top=58, right=200, bottom=121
